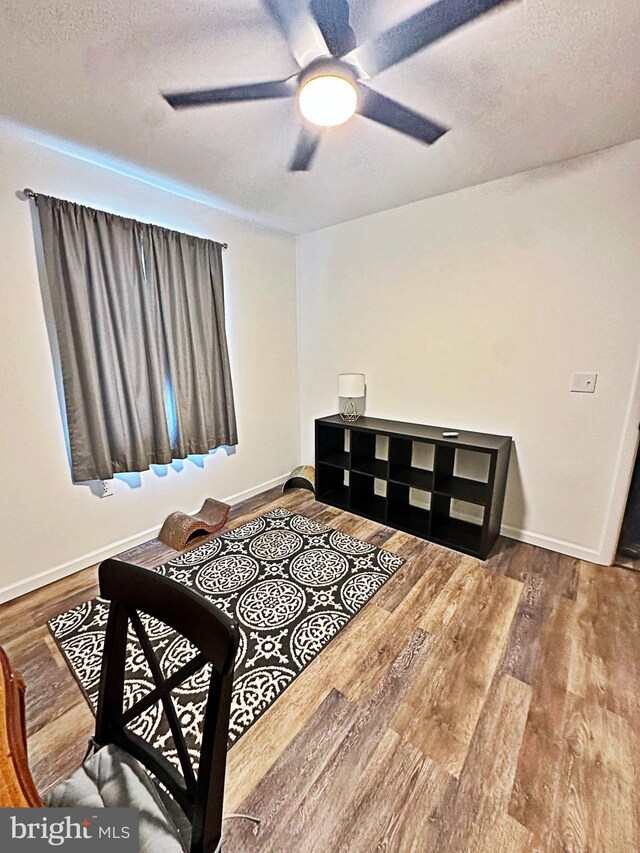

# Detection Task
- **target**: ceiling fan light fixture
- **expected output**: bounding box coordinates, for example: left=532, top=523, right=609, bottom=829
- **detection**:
left=298, top=74, right=358, bottom=127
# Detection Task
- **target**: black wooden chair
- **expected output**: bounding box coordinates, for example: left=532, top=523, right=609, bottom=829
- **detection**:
left=46, top=558, right=256, bottom=853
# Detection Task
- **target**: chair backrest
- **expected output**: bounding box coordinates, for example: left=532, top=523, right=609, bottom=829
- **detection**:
left=95, top=559, right=239, bottom=853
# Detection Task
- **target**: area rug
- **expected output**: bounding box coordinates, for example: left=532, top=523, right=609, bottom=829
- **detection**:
left=48, top=507, right=405, bottom=770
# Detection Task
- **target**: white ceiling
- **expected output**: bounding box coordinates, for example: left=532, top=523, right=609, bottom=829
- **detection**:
left=2, top=0, right=639, bottom=233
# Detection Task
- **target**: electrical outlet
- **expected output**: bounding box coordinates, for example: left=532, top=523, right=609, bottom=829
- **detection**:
left=571, top=373, right=598, bottom=393
left=101, top=479, right=114, bottom=498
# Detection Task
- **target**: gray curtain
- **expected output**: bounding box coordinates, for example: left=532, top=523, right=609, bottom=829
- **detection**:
left=142, top=224, right=237, bottom=459
left=36, top=195, right=237, bottom=482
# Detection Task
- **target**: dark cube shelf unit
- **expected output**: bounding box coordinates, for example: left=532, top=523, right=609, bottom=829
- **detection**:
left=315, top=415, right=512, bottom=559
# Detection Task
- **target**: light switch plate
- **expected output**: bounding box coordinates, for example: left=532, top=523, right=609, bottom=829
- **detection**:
left=571, top=373, right=598, bottom=393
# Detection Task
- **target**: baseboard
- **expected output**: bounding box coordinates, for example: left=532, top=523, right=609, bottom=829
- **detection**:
left=500, top=524, right=604, bottom=564
left=219, top=474, right=289, bottom=508
left=445, top=508, right=604, bottom=564
left=1, top=478, right=606, bottom=604
left=0, top=473, right=289, bottom=604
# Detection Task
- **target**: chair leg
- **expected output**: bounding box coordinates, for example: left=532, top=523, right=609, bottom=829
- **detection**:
left=82, top=736, right=99, bottom=762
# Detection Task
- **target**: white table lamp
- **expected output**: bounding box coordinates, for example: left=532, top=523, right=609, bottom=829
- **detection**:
left=338, top=373, right=365, bottom=422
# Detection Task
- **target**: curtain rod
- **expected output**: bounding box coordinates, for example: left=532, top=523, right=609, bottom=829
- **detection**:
left=21, top=188, right=229, bottom=250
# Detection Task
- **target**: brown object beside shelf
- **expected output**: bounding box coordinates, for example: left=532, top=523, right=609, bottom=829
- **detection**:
left=0, top=646, right=43, bottom=807
left=158, top=498, right=230, bottom=551
left=283, top=465, right=316, bottom=494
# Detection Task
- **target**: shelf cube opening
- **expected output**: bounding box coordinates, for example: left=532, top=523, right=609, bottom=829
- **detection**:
left=450, top=498, right=484, bottom=526
left=433, top=446, right=491, bottom=505
left=351, top=470, right=386, bottom=517
left=316, top=462, right=350, bottom=509
left=454, top=449, right=490, bottom=483
left=388, top=482, right=430, bottom=535
left=409, top=487, right=431, bottom=511
left=412, top=442, right=435, bottom=472
left=374, top=478, right=387, bottom=498
left=389, top=437, right=435, bottom=491
left=317, top=423, right=350, bottom=468
left=430, top=493, right=483, bottom=553
left=375, top=434, right=389, bottom=461
left=351, top=430, right=388, bottom=478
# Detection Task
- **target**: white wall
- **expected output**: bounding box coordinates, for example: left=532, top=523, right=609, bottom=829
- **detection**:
left=1, top=123, right=638, bottom=600
left=296, top=141, right=640, bottom=564
left=0, top=123, right=300, bottom=601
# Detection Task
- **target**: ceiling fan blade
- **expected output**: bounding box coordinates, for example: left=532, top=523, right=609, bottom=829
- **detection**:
left=289, top=126, right=322, bottom=171
left=309, top=0, right=356, bottom=57
left=262, top=0, right=330, bottom=67
left=343, top=0, right=510, bottom=76
left=358, top=85, right=448, bottom=145
left=162, top=78, right=295, bottom=109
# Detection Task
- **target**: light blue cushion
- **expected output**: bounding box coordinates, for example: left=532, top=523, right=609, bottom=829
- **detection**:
left=44, top=744, right=186, bottom=853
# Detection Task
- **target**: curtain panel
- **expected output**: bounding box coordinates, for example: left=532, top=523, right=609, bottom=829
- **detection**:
left=36, top=195, right=237, bottom=482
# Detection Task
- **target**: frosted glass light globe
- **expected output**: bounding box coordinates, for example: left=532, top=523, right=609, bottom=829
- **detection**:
left=299, top=75, right=358, bottom=127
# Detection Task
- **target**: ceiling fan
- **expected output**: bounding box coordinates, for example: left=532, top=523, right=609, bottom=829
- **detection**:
left=161, top=0, right=511, bottom=171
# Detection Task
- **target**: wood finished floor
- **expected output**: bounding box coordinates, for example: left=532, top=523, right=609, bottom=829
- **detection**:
left=1, top=487, right=639, bottom=851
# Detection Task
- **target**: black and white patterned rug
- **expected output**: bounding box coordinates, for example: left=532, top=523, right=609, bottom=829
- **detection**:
left=48, top=508, right=405, bottom=769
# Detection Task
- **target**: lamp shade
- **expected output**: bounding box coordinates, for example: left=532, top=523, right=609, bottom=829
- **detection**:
left=338, top=373, right=365, bottom=398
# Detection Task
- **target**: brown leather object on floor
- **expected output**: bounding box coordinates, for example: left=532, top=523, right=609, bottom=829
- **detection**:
left=282, top=465, right=315, bottom=494
left=158, top=498, right=230, bottom=551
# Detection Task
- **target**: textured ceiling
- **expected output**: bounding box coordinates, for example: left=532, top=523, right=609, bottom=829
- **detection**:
left=1, top=0, right=639, bottom=233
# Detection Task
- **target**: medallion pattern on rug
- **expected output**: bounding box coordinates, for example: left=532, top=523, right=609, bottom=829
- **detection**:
left=48, top=508, right=405, bottom=770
